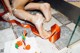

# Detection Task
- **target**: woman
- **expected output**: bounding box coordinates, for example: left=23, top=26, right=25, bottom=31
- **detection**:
left=3, top=0, right=52, bottom=39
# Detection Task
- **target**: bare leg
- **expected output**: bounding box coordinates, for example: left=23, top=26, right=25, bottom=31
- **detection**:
left=12, top=0, right=30, bottom=9
left=12, top=0, right=51, bottom=38
left=13, top=9, right=51, bottom=38
left=24, top=3, right=52, bottom=22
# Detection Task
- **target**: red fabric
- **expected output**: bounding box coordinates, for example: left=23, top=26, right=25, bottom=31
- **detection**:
left=0, top=0, right=9, bottom=21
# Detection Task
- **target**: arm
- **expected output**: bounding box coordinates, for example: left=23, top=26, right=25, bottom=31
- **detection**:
left=3, top=0, right=12, bottom=14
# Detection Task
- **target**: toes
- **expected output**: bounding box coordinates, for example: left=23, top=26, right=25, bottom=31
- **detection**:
left=45, top=18, right=51, bottom=22
left=44, top=16, right=52, bottom=22
left=40, top=30, right=51, bottom=39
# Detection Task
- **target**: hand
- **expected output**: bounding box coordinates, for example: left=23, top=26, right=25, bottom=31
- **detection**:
left=2, top=13, right=11, bottom=21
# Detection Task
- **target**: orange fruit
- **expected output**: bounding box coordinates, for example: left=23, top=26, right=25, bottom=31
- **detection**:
left=25, top=44, right=31, bottom=50
left=16, top=41, right=22, bottom=46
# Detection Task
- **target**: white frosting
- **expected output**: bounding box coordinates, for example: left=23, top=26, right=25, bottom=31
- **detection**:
left=16, top=37, right=41, bottom=53
left=4, top=36, right=58, bottom=53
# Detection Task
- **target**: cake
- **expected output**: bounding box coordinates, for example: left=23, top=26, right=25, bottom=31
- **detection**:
left=15, top=35, right=41, bottom=53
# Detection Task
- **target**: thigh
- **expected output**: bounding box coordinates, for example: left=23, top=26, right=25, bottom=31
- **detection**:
left=33, top=0, right=41, bottom=2
left=12, top=0, right=30, bottom=9
left=25, top=3, right=42, bottom=10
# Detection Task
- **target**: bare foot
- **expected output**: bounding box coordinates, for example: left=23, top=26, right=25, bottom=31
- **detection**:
left=40, top=3, right=52, bottom=22
left=32, top=13, right=51, bottom=39
left=13, top=9, right=51, bottom=39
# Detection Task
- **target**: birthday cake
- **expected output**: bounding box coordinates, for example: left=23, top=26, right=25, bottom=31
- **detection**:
left=15, top=36, right=41, bottom=53
left=4, top=35, right=58, bottom=53
left=4, top=29, right=58, bottom=53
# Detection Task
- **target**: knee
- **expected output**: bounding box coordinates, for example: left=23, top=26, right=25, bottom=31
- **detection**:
left=40, top=3, right=51, bottom=10
left=43, top=3, right=51, bottom=8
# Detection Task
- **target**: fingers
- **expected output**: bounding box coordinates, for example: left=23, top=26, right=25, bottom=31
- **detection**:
left=2, top=13, right=11, bottom=21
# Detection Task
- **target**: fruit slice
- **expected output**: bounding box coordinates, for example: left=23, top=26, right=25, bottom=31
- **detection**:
left=25, top=44, right=31, bottom=50
left=16, top=41, right=22, bottom=46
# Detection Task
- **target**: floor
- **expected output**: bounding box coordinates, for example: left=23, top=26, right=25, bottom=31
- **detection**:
left=64, top=0, right=80, bottom=8
left=0, top=7, right=80, bottom=53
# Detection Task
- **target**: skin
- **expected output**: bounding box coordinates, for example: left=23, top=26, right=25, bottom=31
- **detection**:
left=3, top=0, right=52, bottom=39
